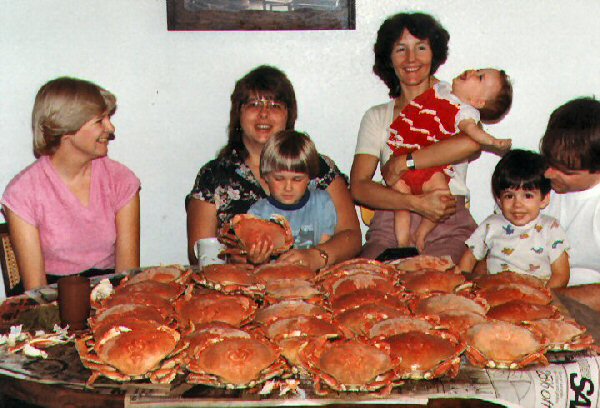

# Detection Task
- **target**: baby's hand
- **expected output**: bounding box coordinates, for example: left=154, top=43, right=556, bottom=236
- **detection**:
left=246, top=238, right=274, bottom=265
left=493, top=138, right=512, bottom=151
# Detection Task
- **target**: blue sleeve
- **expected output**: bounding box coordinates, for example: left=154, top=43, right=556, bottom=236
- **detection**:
left=315, top=190, right=337, bottom=237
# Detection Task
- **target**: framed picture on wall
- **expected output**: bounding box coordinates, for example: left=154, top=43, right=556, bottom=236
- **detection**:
left=166, top=0, right=355, bottom=31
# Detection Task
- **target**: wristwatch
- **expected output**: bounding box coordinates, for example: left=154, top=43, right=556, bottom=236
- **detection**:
left=314, top=247, right=329, bottom=269
left=406, top=153, right=416, bottom=170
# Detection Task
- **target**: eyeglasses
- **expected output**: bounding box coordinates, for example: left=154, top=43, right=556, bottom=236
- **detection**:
left=243, top=98, right=286, bottom=113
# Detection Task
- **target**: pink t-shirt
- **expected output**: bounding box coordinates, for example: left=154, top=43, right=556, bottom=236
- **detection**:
left=1, top=156, right=140, bottom=276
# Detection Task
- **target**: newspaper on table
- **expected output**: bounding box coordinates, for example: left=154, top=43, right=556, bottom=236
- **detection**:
left=122, top=353, right=600, bottom=407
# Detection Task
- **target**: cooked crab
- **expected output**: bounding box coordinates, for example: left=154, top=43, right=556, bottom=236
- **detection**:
left=336, top=303, right=411, bottom=337
left=486, top=300, right=560, bottom=324
left=109, top=279, right=186, bottom=301
left=298, top=336, right=398, bottom=395
left=262, top=315, right=345, bottom=367
left=369, top=316, right=437, bottom=339
left=477, top=283, right=553, bottom=307
left=472, top=270, right=546, bottom=290
left=89, top=303, right=171, bottom=336
left=98, top=291, right=175, bottom=314
left=319, top=271, right=399, bottom=301
left=185, top=328, right=288, bottom=388
left=175, top=290, right=257, bottom=328
left=193, top=264, right=264, bottom=297
left=526, top=318, right=597, bottom=352
left=263, top=279, right=323, bottom=304
left=388, top=255, right=454, bottom=273
left=218, top=214, right=294, bottom=257
left=436, top=310, right=488, bottom=337
left=316, top=258, right=396, bottom=281
left=331, top=288, right=407, bottom=314
left=411, top=293, right=489, bottom=316
left=399, top=269, right=469, bottom=295
left=464, top=321, right=549, bottom=369
left=254, top=263, right=315, bottom=283
left=254, top=300, right=331, bottom=326
left=123, top=264, right=190, bottom=285
left=383, top=330, right=465, bottom=380
left=75, top=319, right=187, bottom=385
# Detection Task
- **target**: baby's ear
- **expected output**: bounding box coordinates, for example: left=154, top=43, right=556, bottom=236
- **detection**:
left=469, top=96, right=486, bottom=110
left=540, top=192, right=551, bottom=209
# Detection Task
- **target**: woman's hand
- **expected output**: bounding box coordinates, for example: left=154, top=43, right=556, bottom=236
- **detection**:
left=246, top=238, right=274, bottom=265
left=413, top=189, right=457, bottom=222
left=277, top=248, right=324, bottom=271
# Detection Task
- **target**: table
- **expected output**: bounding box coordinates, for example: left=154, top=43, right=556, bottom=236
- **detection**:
left=0, top=278, right=599, bottom=407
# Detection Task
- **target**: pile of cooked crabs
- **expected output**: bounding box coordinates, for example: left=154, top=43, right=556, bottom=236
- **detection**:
left=75, top=216, right=598, bottom=395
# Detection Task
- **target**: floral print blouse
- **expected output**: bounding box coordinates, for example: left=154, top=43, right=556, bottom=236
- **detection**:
left=186, top=148, right=344, bottom=229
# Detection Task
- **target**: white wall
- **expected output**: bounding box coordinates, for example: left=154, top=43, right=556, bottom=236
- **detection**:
left=1, top=0, right=599, bottom=267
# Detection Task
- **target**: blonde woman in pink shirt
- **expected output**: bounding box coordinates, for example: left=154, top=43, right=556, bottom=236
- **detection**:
left=1, top=77, right=140, bottom=290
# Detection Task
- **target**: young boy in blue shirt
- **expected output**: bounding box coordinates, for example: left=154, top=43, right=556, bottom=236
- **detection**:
left=247, top=130, right=337, bottom=264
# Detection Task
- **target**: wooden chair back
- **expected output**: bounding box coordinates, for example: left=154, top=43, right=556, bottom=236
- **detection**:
left=0, top=223, right=23, bottom=297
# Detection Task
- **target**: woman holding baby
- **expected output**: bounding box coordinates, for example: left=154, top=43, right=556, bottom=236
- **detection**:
left=350, top=12, right=485, bottom=263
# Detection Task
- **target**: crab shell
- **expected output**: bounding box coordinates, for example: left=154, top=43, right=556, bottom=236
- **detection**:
left=319, top=271, right=400, bottom=301
left=486, top=300, right=561, bottom=324
left=194, top=264, right=264, bottom=297
left=254, top=300, right=331, bottom=326
left=477, top=283, right=553, bottom=307
left=186, top=330, right=288, bottom=388
left=335, top=303, right=411, bottom=337
left=110, top=279, right=186, bottom=301
left=436, top=310, right=488, bottom=337
left=89, top=303, right=171, bottom=336
left=263, top=279, right=323, bottom=304
left=464, top=321, right=549, bottom=369
left=254, top=263, right=316, bottom=282
left=175, top=291, right=257, bottom=328
left=331, top=288, right=407, bottom=314
left=262, top=315, right=346, bottom=367
left=316, top=258, right=396, bottom=281
left=98, top=291, right=175, bottom=314
left=369, top=316, right=437, bottom=339
left=526, top=318, right=598, bottom=352
left=472, top=270, right=545, bottom=290
left=388, top=255, right=454, bottom=273
left=382, top=330, right=466, bottom=380
left=218, top=214, right=294, bottom=256
left=411, top=293, right=489, bottom=316
left=76, top=320, right=186, bottom=385
left=399, top=269, right=470, bottom=295
left=123, top=264, right=191, bottom=285
left=298, top=336, right=398, bottom=395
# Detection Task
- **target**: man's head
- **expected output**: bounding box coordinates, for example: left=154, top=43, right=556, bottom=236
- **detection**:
left=541, top=97, right=600, bottom=193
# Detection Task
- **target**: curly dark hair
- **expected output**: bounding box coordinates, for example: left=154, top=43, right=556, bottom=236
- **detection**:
left=479, top=70, right=513, bottom=122
left=491, top=149, right=551, bottom=198
left=373, top=12, right=450, bottom=98
left=218, top=65, right=298, bottom=161
left=540, top=97, right=600, bottom=173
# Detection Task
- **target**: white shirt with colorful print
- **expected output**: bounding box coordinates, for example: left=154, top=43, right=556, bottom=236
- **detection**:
left=465, top=213, right=569, bottom=280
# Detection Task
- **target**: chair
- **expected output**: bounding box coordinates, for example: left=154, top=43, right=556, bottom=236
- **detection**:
left=0, top=223, right=23, bottom=297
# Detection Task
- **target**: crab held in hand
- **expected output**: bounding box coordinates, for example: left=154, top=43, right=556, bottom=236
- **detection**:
left=218, top=214, right=294, bottom=258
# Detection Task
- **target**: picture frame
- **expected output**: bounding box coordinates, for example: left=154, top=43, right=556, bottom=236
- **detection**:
left=166, top=0, right=356, bottom=31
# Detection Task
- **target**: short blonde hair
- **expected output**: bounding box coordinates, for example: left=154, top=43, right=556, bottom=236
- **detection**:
left=260, top=130, right=320, bottom=179
left=32, top=77, right=116, bottom=156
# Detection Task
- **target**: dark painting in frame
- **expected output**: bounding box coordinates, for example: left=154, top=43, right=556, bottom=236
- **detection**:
left=166, top=0, right=355, bottom=31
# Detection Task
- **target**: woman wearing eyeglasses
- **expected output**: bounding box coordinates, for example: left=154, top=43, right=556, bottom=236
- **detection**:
left=186, top=65, right=361, bottom=271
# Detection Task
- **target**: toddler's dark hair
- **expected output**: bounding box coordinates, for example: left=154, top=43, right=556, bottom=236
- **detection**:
left=491, top=149, right=551, bottom=198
